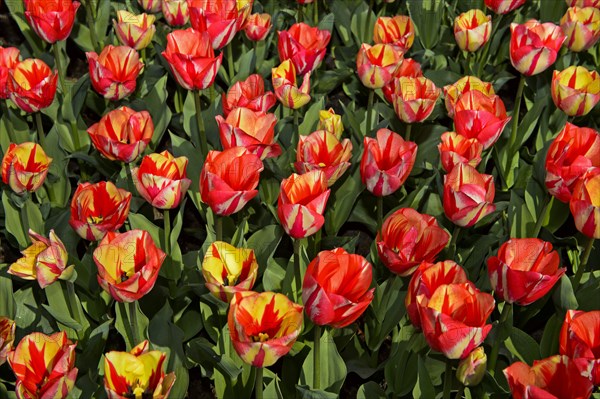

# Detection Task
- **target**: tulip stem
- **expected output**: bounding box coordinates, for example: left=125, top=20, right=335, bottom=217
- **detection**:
left=294, top=238, right=302, bottom=301
left=313, top=0, right=319, bottom=25
left=255, top=367, right=264, bottom=399
left=405, top=124, right=412, bottom=142
left=164, top=210, right=171, bottom=255
left=193, top=89, right=209, bottom=160
left=293, top=109, right=300, bottom=149
left=508, top=75, right=525, bottom=152
left=532, top=195, right=552, bottom=237
left=141, top=48, right=147, bottom=65
left=382, top=1, right=387, bottom=16
left=377, top=196, right=384, bottom=236
left=366, top=90, right=374, bottom=136
left=53, top=43, right=67, bottom=94
left=128, top=300, right=141, bottom=345
left=443, top=360, right=453, bottom=399
left=455, top=384, right=465, bottom=399
left=573, top=237, right=595, bottom=291
left=83, top=0, right=100, bottom=52
left=477, top=14, right=503, bottom=78
left=298, top=3, right=303, bottom=22
left=65, top=281, right=84, bottom=338
left=227, top=43, right=235, bottom=83
left=487, top=302, right=512, bottom=376
left=215, top=216, right=223, bottom=242
left=449, top=225, right=461, bottom=261
left=124, top=162, right=135, bottom=195
left=1, top=101, right=13, bottom=143
left=313, top=324, right=321, bottom=390
left=35, top=112, right=46, bottom=148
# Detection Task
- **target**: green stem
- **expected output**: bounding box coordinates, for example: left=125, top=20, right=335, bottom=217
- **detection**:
left=313, top=0, right=318, bottom=25
left=382, top=1, right=387, bottom=16
left=66, top=281, right=84, bottom=338
left=176, top=86, right=185, bottom=113
left=377, top=195, right=384, bottom=236
left=164, top=209, right=171, bottom=255
left=83, top=0, right=100, bottom=52
left=294, top=238, right=302, bottom=302
left=298, top=3, right=303, bottom=22
left=193, top=90, right=209, bottom=160
left=255, top=367, right=264, bottom=399
left=477, top=14, right=503, bottom=78
left=455, top=384, right=465, bottom=399
left=227, top=43, right=235, bottom=83
left=532, top=196, right=552, bottom=237
left=488, top=302, right=512, bottom=376
left=53, top=43, right=67, bottom=94
left=314, top=324, right=321, bottom=390
left=573, top=238, right=595, bottom=291
left=405, top=124, right=412, bottom=142
left=124, top=162, right=135, bottom=194
left=366, top=90, right=374, bottom=136
left=1, top=101, right=14, bottom=142
left=35, top=112, right=46, bottom=148
left=141, top=48, right=147, bottom=65
left=293, top=108, right=300, bottom=149
left=216, top=215, right=223, bottom=242
left=443, top=360, right=453, bottom=399
left=128, top=301, right=141, bottom=345
left=449, top=225, right=461, bottom=261
left=508, top=75, right=526, bottom=151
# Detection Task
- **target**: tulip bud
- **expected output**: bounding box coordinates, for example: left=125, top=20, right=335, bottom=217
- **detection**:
left=272, top=60, right=311, bottom=109
left=552, top=66, right=600, bottom=117
left=244, top=13, right=272, bottom=42
left=138, top=0, right=162, bottom=13
left=0, top=317, right=15, bottom=366
left=8, top=59, right=57, bottom=113
left=162, top=0, right=189, bottom=26
left=570, top=167, right=600, bottom=239
left=373, top=15, right=415, bottom=51
left=113, top=10, right=156, bottom=50
left=24, top=0, right=80, bottom=43
left=443, top=76, right=495, bottom=118
left=456, top=347, right=487, bottom=386
left=1, top=142, right=52, bottom=194
left=278, top=22, right=331, bottom=76
left=510, top=20, right=566, bottom=76
left=318, top=108, right=344, bottom=138
left=295, top=130, right=353, bottom=187
left=356, top=43, right=403, bottom=89
left=393, top=76, right=441, bottom=123
left=87, top=45, right=143, bottom=101
left=561, top=6, right=600, bottom=52
left=221, top=74, right=277, bottom=117
left=484, top=0, right=526, bottom=14
left=0, top=46, right=20, bottom=100
left=454, top=9, right=492, bottom=52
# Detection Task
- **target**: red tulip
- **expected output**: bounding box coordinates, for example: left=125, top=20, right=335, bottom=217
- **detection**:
left=570, top=167, right=600, bottom=239
left=295, top=130, right=353, bottom=187
left=510, top=20, right=566, bottom=76
left=560, top=310, right=600, bottom=385
left=438, top=132, right=484, bottom=173
left=373, top=15, right=415, bottom=51
left=392, top=76, right=441, bottom=123
left=24, top=0, right=80, bottom=43
left=1, top=142, right=52, bottom=194
left=189, top=0, right=252, bottom=49
left=87, top=45, right=143, bottom=101
left=0, top=46, right=20, bottom=99
left=443, top=76, right=495, bottom=119
left=245, top=13, right=272, bottom=42
left=484, top=0, right=526, bottom=14
left=8, top=59, right=57, bottom=113
left=221, top=74, right=276, bottom=117
left=278, top=22, right=331, bottom=75
left=382, top=58, right=423, bottom=104
left=356, top=43, right=403, bottom=90
left=162, top=0, right=189, bottom=26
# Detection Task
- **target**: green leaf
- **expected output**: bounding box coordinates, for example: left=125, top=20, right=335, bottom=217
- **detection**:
left=170, top=133, right=203, bottom=212
left=553, top=274, right=578, bottom=312
left=296, top=385, right=339, bottom=399
left=115, top=301, right=150, bottom=351
left=318, top=13, right=335, bottom=32
left=247, top=225, right=283, bottom=270
left=14, top=287, right=39, bottom=329
left=300, top=329, right=347, bottom=394
left=299, top=97, right=325, bottom=136
left=407, top=0, right=443, bottom=50
left=412, top=355, right=436, bottom=399
left=234, top=48, right=256, bottom=84
left=540, top=314, right=561, bottom=358
left=365, top=276, right=406, bottom=351
left=357, top=382, right=386, bottom=399
left=505, top=327, right=541, bottom=365
left=2, top=192, right=44, bottom=248
left=0, top=273, right=15, bottom=318
left=186, top=337, right=243, bottom=381
left=325, top=169, right=364, bottom=236
left=128, top=213, right=161, bottom=247
left=43, top=281, right=89, bottom=339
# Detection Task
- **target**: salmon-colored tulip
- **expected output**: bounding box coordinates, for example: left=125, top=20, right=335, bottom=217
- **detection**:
left=189, top=0, right=252, bottom=49
left=87, top=45, right=143, bottom=101
left=456, top=345, right=487, bottom=387
left=113, top=10, right=156, bottom=50
left=488, top=238, right=566, bottom=305
left=318, top=108, right=344, bottom=138
left=560, top=310, right=600, bottom=385
left=373, top=15, right=415, bottom=51
left=561, top=6, right=600, bottom=52
left=295, top=130, right=353, bottom=187
left=162, top=0, right=189, bottom=26
left=228, top=291, right=303, bottom=367
left=566, top=0, right=600, bottom=6
left=277, top=170, right=330, bottom=239
left=94, top=229, right=166, bottom=302
left=438, top=132, right=484, bottom=173
left=454, top=9, right=492, bottom=52
left=570, top=167, right=600, bottom=239
left=1, top=142, right=52, bottom=194
left=201, top=241, right=258, bottom=302
left=133, top=151, right=191, bottom=209
left=8, top=59, right=57, bottom=113
left=24, top=0, right=80, bottom=43
left=245, top=13, right=272, bottom=42
left=378, top=208, right=450, bottom=276
left=552, top=66, right=600, bottom=117
left=382, top=58, right=423, bottom=104
left=87, top=106, right=154, bottom=163
left=278, top=22, right=331, bottom=75
left=443, top=76, right=495, bottom=118
left=272, top=60, right=311, bottom=109
left=360, top=128, right=417, bottom=197
left=199, top=147, right=263, bottom=216
left=443, top=163, right=496, bottom=227
left=162, top=28, right=223, bottom=91
left=510, top=20, right=566, bottom=76
left=484, top=0, right=526, bottom=14
left=356, top=43, right=403, bottom=89
left=0, top=46, right=20, bottom=99
left=138, top=0, right=162, bottom=13
left=69, top=181, right=132, bottom=241
left=0, top=317, right=15, bottom=366
left=8, top=332, right=78, bottom=399
left=392, top=76, right=441, bottom=123
left=222, top=74, right=277, bottom=117
left=104, top=340, right=176, bottom=399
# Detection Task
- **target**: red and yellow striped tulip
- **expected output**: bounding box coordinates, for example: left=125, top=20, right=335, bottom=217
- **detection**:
left=438, top=132, right=484, bottom=173
left=278, top=22, right=331, bottom=76
left=244, top=13, right=272, bottom=42
left=561, top=6, right=600, bottom=52
left=295, top=130, right=353, bottom=187
left=566, top=0, right=600, bottom=6
left=373, top=15, right=415, bottom=51
left=8, top=332, right=78, bottom=399
left=443, top=76, right=495, bottom=118
left=392, top=76, right=441, bottom=123
left=318, top=108, right=344, bottom=138
left=552, top=66, right=600, bottom=117
left=69, top=181, right=132, bottom=241
left=24, top=0, right=80, bottom=43
left=8, top=59, right=57, bottom=113
left=545, top=123, right=600, bottom=203
left=488, top=238, right=566, bottom=306
left=1, top=142, right=52, bottom=194
left=138, top=0, right=162, bottom=13
left=504, top=355, right=594, bottom=399
left=454, top=9, right=492, bottom=52
left=113, top=10, right=156, bottom=50
left=228, top=291, right=303, bottom=367
left=456, top=347, right=487, bottom=387
left=161, top=0, right=189, bottom=26
left=199, top=147, right=264, bottom=216
left=378, top=208, right=450, bottom=276
left=570, top=167, right=600, bottom=239
left=201, top=241, right=258, bottom=302
left=104, top=340, right=176, bottom=399
left=360, top=128, right=417, bottom=197
left=277, top=170, right=330, bottom=239
left=303, top=248, right=374, bottom=328
left=216, top=108, right=281, bottom=160
left=8, top=229, right=74, bottom=289
left=356, top=43, right=403, bottom=89
left=222, top=74, right=276, bottom=117
left=484, top=0, right=526, bottom=14
left=87, top=106, right=154, bottom=163
left=133, top=151, right=191, bottom=209
left=560, top=310, right=600, bottom=385
left=162, top=28, right=223, bottom=91
left=0, top=317, right=15, bottom=366
left=382, top=58, right=424, bottom=103
left=510, top=20, right=566, bottom=76
left=443, top=163, right=496, bottom=227
left=272, top=59, right=311, bottom=109
left=0, top=46, right=20, bottom=99
left=94, top=229, right=166, bottom=302
left=87, top=45, right=143, bottom=101
left=189, top=0, right=252, bottom=49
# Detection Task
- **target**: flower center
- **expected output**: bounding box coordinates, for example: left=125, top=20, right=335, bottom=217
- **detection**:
left=252, top=332, right=270, bottom=342
left=87, top=215, right=104, bottom=224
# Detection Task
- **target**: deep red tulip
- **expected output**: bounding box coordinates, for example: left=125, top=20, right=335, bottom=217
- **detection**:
left=278, top=22, right=331, bottom=75
left=560, top=310, right=600, bottom=385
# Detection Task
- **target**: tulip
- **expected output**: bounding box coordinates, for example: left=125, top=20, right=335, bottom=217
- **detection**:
left=1, top=142, right=52, bottom=194
left=484, top=0, right=526, bottom=14
left=0, top=317, right=15, bottom=366
left=245, top=13, right=272, bottom=42
left=443, top=76, right=495, bottom=118
left=162, top=0, right=189, bottom=26
left=510, top=20, right=566, bottom=76
left=87, top=45, right=143, bottom=101
left=0, top=46, right=20, bottom=99
left=318, top=108, right=344, bottom=138
left=162, top=28, right=223, bottom=91
left=277, top=170, right=330, bottom=239
left=360, top=128, right=417, bottom=197
left=378, top=208, right=450, bottom=276
left=216, top=108, right=281, bottom=160
left=228, top=291, right=303, bottom=367
left=8, top=229, right=75, bottom=288
left=453, top=90, right=511, bottom=149
left=69, top=181, right=132, bottom=241
left=419, top=283, right=494, bottom=359
left=278, top=22, right=331, bottom=75
left=373, top=15, right=415, bottom=51
left=456, top=347, right=487, bottom=386
left=113, top=10, right=156, bottom=50
left=566, top=0, right=600, bottom=6
left=454, top=9, right=492, bottom=52
left=504, top=355, right=594, bottom=399
left=221, top=74, right=277, bottom=117
left=297, top=0, right=314, bottom=3
left=271, top=60, right=311, bottom=109
left=104, top=340, right=176, bottom=398
left=8, top=332, right=78, bottom=399
left=87, top=106, right=154, bottom=163
left=488, top=238, right=566, bottom=305
left=201, top=241, right=258, bottom=302
left=405, top=261, right=468, bottom=328
left=138, top=0, right=162, bottom=13
left=199, top=147, right=263, bottom=216
left=356, top=43, right=403, bottom=89
left=545, top=123, right=600, bottom=203
left=570, top=167, right=600, bottom=239
left=560, top=310, right=600, bottom=385
left=382, top=58, right=424, bottom=104
left=8, top=59, right=57, bottom=113
left=94, top=229, right=166, bottom=302
left=392, top=76, right=441, bottom=123
left=188, top=0, right=252, bottom=49
left=295, top=130, right=353, bottom=187
left=552, top=66, right=600, bottom=117
left=561, top=6, right=600, bottom=52
left=438, top=132, right=484, bottom=173
left=24, top=0, right=80, bottom=44
left=133, top=151, right=191, bottom=209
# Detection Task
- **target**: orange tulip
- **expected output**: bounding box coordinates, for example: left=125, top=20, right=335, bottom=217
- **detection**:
left=1, top=142, right=52, bottom=194
left=392, top=76, right=441, bottom=123
left=138, top=0, right=162, bottom=13
left=356, top=43, right=403, bottom=90
left=113, top=10, right=156, bottom=50
left=222, top=74, right=276, bottom=117
left=484, top=0, right=526, bottom=14
left=454, top=9, right=492, bottom=52
left=0, top=46, right=20, bottom=99
left=272, top=60, right=311, bottom=109
left=561, top=6, right=600, bottom=52
left=189, top=0, right=252, bottom=49
left=278, top=22, right=331, bottom=75
left=24, top=0, right=80, bottom=43
left=245, top=13, right=272, bottom=42
left=295, top=130, right=353, bottom=187
left=443, top=76, right=495, bottom=119
left=87, top=45, right=143, bottom=101
left=570, top=167, right=600, bottom=239
left=0, top=317, right=15, bottom=366
left=438, top=132, right=484, bottom=173
left=318, top=108, right=344, bottom=138
left=8, top=58, right=57, bottom=113
left=162, top=0, right=189, bottom=26
left=560, top=310, right=600, bottom=385
left=382, top=58, right=423, bottom=104
left=510, top=20, right=566, bottom=76
left=373, top=15, right=415, bottom=51
left=552, top=66, right=600, bottom=117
